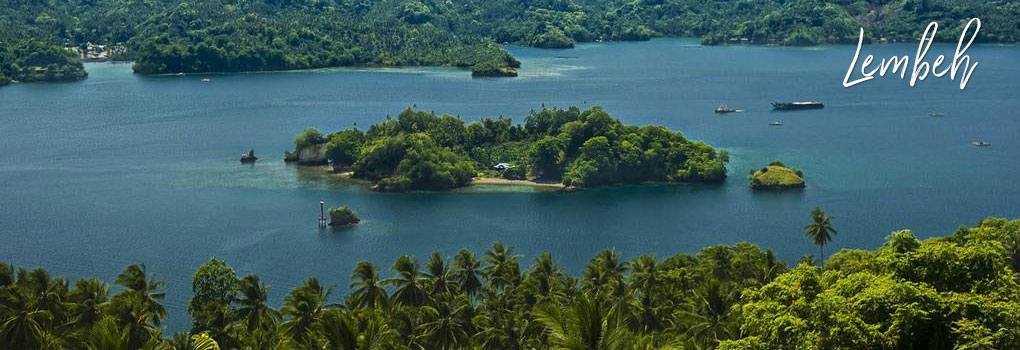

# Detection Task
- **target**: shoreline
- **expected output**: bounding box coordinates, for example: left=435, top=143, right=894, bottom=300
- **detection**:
left=306, top=165, right=567, bottom=191
left=469, top=177, right=567, bottom=189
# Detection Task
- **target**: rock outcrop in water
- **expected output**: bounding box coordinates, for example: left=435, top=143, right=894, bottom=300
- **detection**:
left=328, top=206, right=360, bottom=226
left=297, top=143, right=328, bottom=165
left=284, top=144, right=327, bottom=165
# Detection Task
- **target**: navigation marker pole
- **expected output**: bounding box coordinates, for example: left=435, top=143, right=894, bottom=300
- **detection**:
left=319, top=200, right=326, bottom=228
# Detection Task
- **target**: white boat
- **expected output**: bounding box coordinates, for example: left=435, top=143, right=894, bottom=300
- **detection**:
left=971, top=141, right=990, bottom=147
left=769, top=120, right=783, bottom=126
left=201, top=78, right=211, bottom=82
left=929, top=111, right=944, bottom=117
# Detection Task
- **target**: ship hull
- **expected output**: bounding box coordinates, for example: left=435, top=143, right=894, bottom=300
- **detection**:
left=772, top=102, right=824, bottom=110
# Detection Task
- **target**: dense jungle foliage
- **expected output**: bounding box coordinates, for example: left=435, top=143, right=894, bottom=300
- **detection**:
left=0, top=40, right=86, bottom=84
left=293, top=106, right=728, bottom=191
left=3, top=217, right=1020, bottom=349
left=2, top=0, right=1018, bottom=79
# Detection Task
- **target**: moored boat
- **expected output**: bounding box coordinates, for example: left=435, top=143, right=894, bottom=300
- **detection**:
left=770, top=120, right=783, bottom=126
left=240, top=149, right=258, bottom=163
left=715, top=104, right=737, bottom=113
left=772, top=101, right=824, bottom=110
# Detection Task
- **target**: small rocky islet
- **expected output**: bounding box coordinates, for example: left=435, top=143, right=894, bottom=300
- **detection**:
left=750, top=161, right=806, bottom=190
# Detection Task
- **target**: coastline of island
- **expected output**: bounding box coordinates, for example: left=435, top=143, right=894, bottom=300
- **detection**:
left=283, top=106, right=728, bottom=192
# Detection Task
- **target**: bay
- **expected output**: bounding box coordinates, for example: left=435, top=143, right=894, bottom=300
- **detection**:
left=1, top=38, right=1018, bottom=332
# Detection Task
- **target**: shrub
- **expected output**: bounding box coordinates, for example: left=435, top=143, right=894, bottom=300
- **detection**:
left=294, top=127, right=326, bottom=150
left=325, top=129, right=366, bottom=167
left=328, top=206, right=360, bottom=226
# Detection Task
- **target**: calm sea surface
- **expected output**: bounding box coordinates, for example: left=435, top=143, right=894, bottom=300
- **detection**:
left=2, top=38, right=1018, bottom=331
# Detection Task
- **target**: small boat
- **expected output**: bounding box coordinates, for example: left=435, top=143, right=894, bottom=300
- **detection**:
left=929, top=111, right=944, bottom=117
left=240, top=149, right=258, bottom=163
left=201, top=78, right=211, bottom=82
left=772, top=101, right=824, bottom=110
left=971, top=141, right=991, bottom=147
left=769, top=120, right=783, bottom=126
left=715, top=104, right=737, bottom=113
left=175, top=72, right=185, bottom=76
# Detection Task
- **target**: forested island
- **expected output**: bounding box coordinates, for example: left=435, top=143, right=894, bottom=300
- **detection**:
left=3, top=0, right=1019, bottom=80
left=288, top=107, right=727, bottom=191
left=3, top=216, right=1019, bottom=349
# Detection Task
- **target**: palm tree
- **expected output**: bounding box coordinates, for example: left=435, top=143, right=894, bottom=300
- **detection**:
left=804, top=207, right=837, bottom=264
left=281, top=278, right=333, bottom=346
left=535, top=296, right=624, bottom=350
left=0, top=290, right=52, bottom=350
left=482, top=242, right=521, bottom=290
left=235, top=275, right=281, bottom=332
left=628, top=255, right=664, bottom=332
left=420, top=295, right=469, bottom=350
left=241, top=327, right=285, bottom=350
left=424, top=252, right=458, bottom=297
left=191, top=332, right=221, bottom=350
left=105, top=291, right=161, bottom=350
left=527, top=253, right=565, bottom=304
left=113, top=264, right=166, bottom=326
left=318, top=309, right=396, bottom=350
left=384, top=256, right=429, bottom=307
left=81, top=317, right=133, bottom=350
left=452, top=249, right=482, bottom=298
left=679, top=280, right=738, bottom=348
left=68, top=278, right=110, bottom=329
left=19, top=268, right=71, bottom=325
left=350, top=261, right=388, bottom=310
left=197, top=302, right=240, bottom=349
left=0, top=262, right=13, bottom=287
left=583, top=249, right=628, bottom=300
left=472, top=298, right=542, bottom=350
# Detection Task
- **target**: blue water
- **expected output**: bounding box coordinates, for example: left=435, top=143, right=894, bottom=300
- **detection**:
left=1, top=38, right=1018, bottom=332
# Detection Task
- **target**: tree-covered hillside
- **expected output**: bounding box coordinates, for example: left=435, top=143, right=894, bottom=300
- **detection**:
left=2, top=216, right=1019, bottom=349
left=1, top=0, right=1018, bottom=78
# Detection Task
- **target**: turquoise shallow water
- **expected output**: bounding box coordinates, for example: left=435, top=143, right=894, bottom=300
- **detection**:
left=1, top=38, right=1019, bottom=331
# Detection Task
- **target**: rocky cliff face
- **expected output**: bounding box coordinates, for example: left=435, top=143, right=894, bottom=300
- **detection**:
left=298, top=143, right=328, bottom=165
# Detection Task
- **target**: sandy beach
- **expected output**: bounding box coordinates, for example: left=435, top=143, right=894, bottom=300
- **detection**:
left=470, top=177, right=566, bottom=189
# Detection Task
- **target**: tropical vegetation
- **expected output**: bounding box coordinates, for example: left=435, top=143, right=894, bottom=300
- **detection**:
left=3, top=0, right=1019, bottom=81
left=749, top=161, right=805, bottom=190
left=293, top=106, right=727, bottom=191
left=804, top=207, right=838, bottom=263
left=0, top=40, right=86, bottom=84
left=328, top=207, right=360, bottom=227
left=3, top=216, right=1020, bottom=349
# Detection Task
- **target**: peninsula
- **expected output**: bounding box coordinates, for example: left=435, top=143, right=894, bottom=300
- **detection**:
left=288, top=107, right=728, bottom=191
left=0, top=40, right=87, bottom=84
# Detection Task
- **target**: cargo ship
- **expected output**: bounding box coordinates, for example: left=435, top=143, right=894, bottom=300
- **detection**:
left=772, top=101, right=824, bottom=110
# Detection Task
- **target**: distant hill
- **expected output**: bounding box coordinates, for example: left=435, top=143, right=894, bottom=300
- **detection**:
left=1, top=0, right=1017, bottom=77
